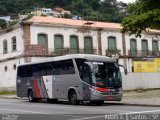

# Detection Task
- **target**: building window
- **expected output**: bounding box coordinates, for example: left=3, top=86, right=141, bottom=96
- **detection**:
left=38, top=33, right=48, bottom=54
left=152, top=40, right=159, bottom=55
left=12, top=36, right=17, bottom=51
left=3, top=40, right=8, bottom=54
left=130, top=39, right=137, bottom=56
left=38, top=33, right=48, bottom=47
left=108, top=36, right=116, bottom=51
left=141, top=39, right=148, bottom=56
left=84, top=36, right=93, bottom=54
left=54, top=34, right=63, bottom=54
left=70, top=35, right=79, bottom=53
left=4, top=66, right=7, bottom=72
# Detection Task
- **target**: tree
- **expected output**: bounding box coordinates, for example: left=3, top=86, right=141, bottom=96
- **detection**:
left=0, top=19, right=7, bottom=29
left=98, top=0, right=122, bottom=22
left=0, top=0, right=124, bottom=23
left=122, top=0, right=160, bottom=37
left=0, top=5, right=7, bottom=15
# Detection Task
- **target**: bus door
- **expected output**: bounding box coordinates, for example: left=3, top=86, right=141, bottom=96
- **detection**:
left=78, top=62, right=92, bottom=100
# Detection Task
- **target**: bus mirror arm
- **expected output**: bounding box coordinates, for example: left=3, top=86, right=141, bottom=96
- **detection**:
left=118, top=64, right=127, bottom=75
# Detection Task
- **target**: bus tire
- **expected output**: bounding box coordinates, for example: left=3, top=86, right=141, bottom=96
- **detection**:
left=69, top=91, right=79, bottom=105
left=28, top=90, right=38, bottom=102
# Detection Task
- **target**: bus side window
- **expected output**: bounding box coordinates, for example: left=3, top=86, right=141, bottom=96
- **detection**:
left=75, top=59, right=92, bottom=84
left=45, top=62, right=54, bottom=75
left=52, top=62, right=59, bottom=75
left=75, top=59, right=86, bottom=78
left=63, top=60, right=75, bottom=74
left=32, top=64, right=45, bottom=76
left=18, top=66, right=32, bottom=77
left=81, top=64, right=92, bottom=84
left=58, top=59, right=75, bottom=75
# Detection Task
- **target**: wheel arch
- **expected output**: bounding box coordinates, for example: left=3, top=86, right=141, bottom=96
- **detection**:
left=68, top=88, right=77, bottom=100
left=27, top=87, right=33, bottom=97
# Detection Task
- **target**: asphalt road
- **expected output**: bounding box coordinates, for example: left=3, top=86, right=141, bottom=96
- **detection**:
left=0, top=98, right=160, bottom=120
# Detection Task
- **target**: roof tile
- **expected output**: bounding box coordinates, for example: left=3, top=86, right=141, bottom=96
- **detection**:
left=27, top=16, right=122, bottom=29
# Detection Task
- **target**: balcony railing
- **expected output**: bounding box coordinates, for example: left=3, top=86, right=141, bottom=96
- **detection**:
left=48, top=48, right=97, bottom=56
left=128, top=50, right=160, bottom=57
left=105, top=50, right=121, bottom=57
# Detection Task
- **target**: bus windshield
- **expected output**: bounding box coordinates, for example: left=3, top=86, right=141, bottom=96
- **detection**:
left=92, top=61, right=122, bottom=88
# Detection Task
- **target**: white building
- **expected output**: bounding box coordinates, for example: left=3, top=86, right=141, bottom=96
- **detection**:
left=0, top=26, right=24, bottom=90
left=0, top=16, right=160, bottom=90
left=0, top=16, right=11, bottom=21
left=42, top=8, right=53, bottom=15
left=53, top=7, right=71, bottom=18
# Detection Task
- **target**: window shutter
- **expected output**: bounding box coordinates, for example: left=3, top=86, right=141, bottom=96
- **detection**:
left=70, top=36, right=78, bottom=53
left=108, top=37, right=116, bottom=51
left=54, top=35, right=63, bottom=54
left=84, top=37, right=92, bottom=54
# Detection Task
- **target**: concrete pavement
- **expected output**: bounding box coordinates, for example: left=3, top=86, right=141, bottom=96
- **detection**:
left=0, top=98, right=160, bottom=120
left=0, top=89, right=160, bottom=107
left=121, top=89, right=160, bottom=107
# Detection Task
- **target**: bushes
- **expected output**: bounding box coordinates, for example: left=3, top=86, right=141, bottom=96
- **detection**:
left=0, top=19, right=7, bottom=29
left=9, top=20, right=18, bottom=26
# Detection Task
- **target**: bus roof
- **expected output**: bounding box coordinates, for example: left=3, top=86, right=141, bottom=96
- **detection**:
left=18, top=54, right=116, bottom=67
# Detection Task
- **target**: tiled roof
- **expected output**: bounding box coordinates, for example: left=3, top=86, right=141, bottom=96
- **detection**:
left=26, top=16, right=160, bottom=33
left=27, top=16, right=122, bottom=29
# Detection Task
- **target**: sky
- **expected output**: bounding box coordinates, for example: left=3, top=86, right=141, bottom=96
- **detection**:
left=117, top=0, right=136, bottom=3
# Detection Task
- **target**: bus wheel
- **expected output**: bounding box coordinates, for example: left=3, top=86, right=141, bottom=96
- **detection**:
left=28, top=90, right=38, bottom=102
left=69, top=91, right=79, bottom=105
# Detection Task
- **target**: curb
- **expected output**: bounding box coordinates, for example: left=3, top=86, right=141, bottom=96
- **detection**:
left=0, top=96, right=19, bottom=99
left=109, top=102, right=160, bottom=107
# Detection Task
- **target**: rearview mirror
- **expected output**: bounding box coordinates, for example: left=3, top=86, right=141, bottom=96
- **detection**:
left=84, top=62, right=93, bottom=73
left=118, top=64, right=127, bottom=75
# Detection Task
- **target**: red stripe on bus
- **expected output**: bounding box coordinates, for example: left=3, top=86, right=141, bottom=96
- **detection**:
left=34, top=80, right=41, bottom=98
left=96, top=87, right=109, bottom=92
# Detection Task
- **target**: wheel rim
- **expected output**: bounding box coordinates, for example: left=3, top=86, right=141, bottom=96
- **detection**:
left=70, top=93, right=77, bottom=104
left=28, top=92, right=33, bottom=101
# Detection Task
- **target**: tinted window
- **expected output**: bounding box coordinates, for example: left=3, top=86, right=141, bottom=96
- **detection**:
left=18, top=59, right=75, bottom=77
left=32, top=64, right=45, bottom=76
left=57, top=59, right=75, bottom=75
left=32, top=62, right=56, bottom=76
left=17, top=66, right=32, bottom=77
left=75, top=59, right=92, bottom=84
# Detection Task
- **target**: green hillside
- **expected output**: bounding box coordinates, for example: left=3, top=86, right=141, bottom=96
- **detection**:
left=0, top=0, right=127, bottom=23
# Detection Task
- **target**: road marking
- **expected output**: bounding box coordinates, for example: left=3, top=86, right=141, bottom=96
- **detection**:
left=121, top=109, right=160, bottom=115
left=70, top=115, right=104, bottom=120
left=0, top=108, right=84, bottom=118
left=0, top=108, right=51, bottom=114
left=70, top=110, right=160, bottom=120
left=0, top=102, right=130, bottom=113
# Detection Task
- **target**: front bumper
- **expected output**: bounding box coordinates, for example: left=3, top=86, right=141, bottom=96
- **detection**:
left=90, top=89, right=123, bottom=101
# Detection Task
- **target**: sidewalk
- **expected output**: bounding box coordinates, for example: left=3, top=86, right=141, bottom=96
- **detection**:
left=0, top=94, right=18, bottom=99
left=120, top=89, right=160, bottom=107
left=0, top=89, right=160, bottom=107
